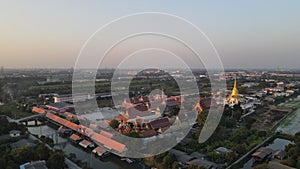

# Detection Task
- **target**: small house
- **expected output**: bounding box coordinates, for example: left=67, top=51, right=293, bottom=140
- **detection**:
left=252, top=147, right=273, bottom=162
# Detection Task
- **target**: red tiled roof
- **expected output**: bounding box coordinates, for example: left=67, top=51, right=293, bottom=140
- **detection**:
left=78, top=125, right=94, bottom=137
left=100, top=130, right=113, bottom=138
left=69, top=134, right=81, bottom=142
left=32, top=107, right=47, bottom=114
left=91, top=132, right=125, bottom=153
left=46, top=113, right=79, bottom=131
left=45, top=112, right=125, bottom=153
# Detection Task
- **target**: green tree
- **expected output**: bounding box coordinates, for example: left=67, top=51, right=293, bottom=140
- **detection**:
left=6, top=160, right=18, bottom=169
left=161, top=152, right=176, bottom=168
left=252, top=163, right=268, bottom=169
left=35, top=143, right=49, bottom=160
left=11, top=145, right=34, bottom=164
left=172, top=161, right=179, bottom=169
left=109, top=119, right=119, bottom=129
left=233, top=144, right=246, bottom=154
left=225, top=152, right=235, bottom=163
left=232, top=104, right=242, bottom=120
left=47, top=151, right=65, bottom=169
left=0, top=158, right=6, bottom=169
left=125, top=132, right=140, bottom=138
left=69, top=153, right=77, bottom=160
left=197, top=111, right=208, bottom=128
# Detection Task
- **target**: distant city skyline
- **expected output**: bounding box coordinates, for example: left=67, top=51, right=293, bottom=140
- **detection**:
left=0, top=1, right=299, bottom=69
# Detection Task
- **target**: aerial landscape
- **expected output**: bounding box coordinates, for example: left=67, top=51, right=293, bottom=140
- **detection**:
left=0, top=1, right=299, bottom=169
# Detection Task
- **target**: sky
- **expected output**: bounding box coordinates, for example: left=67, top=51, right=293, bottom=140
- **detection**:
left=0, top=1, right=299, bottom=69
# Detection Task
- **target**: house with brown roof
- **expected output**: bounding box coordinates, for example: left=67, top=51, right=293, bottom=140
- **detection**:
left=252, top=147, right=273, bottom=162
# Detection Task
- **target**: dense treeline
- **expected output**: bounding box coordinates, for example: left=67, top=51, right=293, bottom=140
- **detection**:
left=281, top=131, right=300, bottom=168
left=0, top=116, right=66, bottom=169
left=175, top=109, right=269, bottom=165
left=0, top=142, right=66, bottom=169
left=145, top=152, right=180, bottom=169
left=0, top=116, right=27, bottom=135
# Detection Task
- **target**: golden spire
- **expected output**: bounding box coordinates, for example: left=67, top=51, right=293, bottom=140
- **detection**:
left=231, top=76, right=239, bottom=98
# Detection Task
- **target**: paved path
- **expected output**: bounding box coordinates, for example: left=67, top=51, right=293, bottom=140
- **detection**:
left=6, top=114, right=42, bottom=123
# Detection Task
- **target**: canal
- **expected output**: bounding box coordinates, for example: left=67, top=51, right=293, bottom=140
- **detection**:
left=27, top=125, right=143, bottom=169
left=242, top=96, right=300, bottom=169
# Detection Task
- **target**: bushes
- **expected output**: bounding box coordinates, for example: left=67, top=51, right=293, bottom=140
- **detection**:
left=145, top=152, right=177, bottom=169
left=47, top=150, right=66, bottom=169
left=282, top=133, right=300, bottom=168
left=0, top=142, right=66, bottom=169
left=109, top=119, right=119, bottom=129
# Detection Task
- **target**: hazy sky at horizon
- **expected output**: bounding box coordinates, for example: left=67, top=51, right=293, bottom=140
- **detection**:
left=0, top=1, right=299, bottom=69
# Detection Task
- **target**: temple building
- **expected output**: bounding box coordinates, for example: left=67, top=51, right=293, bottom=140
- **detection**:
left=225, top=77, right=256, bottom=116
left=225, top=77, right=240, bottom=107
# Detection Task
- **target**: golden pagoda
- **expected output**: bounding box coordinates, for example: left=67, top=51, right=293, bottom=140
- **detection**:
left=231, top=77, right=239, bottom=98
